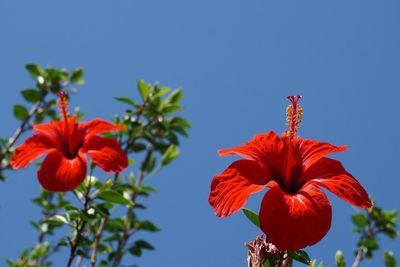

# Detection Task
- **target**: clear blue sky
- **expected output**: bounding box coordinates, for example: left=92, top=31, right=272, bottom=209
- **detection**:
left=0, top=1, right=399, bottom=266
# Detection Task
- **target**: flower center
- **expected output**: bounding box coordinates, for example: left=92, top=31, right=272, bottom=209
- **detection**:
left=285, top=95, right=303, bottom=138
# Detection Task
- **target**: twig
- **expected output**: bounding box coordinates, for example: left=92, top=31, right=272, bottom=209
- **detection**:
left=66, top=169, right=94, bottom=267
left=0, top=92, right=47, bottom=171
left=111, top=146, right=153, bottom=267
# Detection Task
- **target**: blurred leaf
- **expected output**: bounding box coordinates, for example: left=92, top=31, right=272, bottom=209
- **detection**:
left=352, top=213, right=367, bottom=228
left=166, top=89, right=182, bottom=104
left=384, top=251, right=397, bottom=267
left=97, top=190, right=133, bottom=206
left=70, top=68, right=84, bottom=84
left=21, top=89, right=41, bottom=103
left=26, top=64, right=44, bottom=80
left=128, top=240, right=154, bottom=256
left=242, top=208, right=260, bottom=228
left=288, top=250, right=311, bottom=265
left=137, top=220, right=160, bottom=232
left=153, top=87, right=170, bottom=98
left=138, top=80, right=150, bottom=101
left=145, top=153, right=156, bottom=173
left=115, top=96, right=136, bottom=107
left=161, top=145, right=179, bottom=165
left=13, top=105, right=29, bottom=121
left=43, top=214, right=69, bottom=226
left=335, top=250, right=346, bottom=267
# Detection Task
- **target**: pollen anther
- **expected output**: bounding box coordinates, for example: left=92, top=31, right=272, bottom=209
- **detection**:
left=57, top=92, right=70, bottom=121
left=286, top=95, right=303, bottom=137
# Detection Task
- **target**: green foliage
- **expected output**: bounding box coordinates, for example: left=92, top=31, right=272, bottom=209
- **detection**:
left=287, top=250, right=311, bottom=265
left=384, top=251, right=397, bottom=267
left=242, top=208, right=260, bottom=228
left=13, top=104, right=29, bottom=121
left=5, top=73, right=190, bottom=266
left=352, top=204, right=398, bottom=261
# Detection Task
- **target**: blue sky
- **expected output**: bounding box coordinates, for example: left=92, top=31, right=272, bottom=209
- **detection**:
left=0, top=1, right=399, bottom=266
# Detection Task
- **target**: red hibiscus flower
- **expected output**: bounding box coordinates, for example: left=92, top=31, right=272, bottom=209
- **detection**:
left=10, top=92, right=128, bottom=192
left=209, top=96, right=372, bottom=251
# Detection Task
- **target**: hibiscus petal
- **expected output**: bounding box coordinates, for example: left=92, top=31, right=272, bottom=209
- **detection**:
left=80, top=119, right=125, bottom=138
left=10, top=134, right=55, bottom=169
left=84, top=136, right=128, bottom=172
left=303, top=158, right=372, bottom=209
left=259, top=183, right=332, bottom=251
left=38, top=150, right=87, bottom=192
left=297, top=138, right=347, bottom=170
left=209, top=160, right=272, bottom=217
left=218, top=131, right=284, bottom=168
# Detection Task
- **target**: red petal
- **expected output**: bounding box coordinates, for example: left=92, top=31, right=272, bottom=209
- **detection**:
left=218, top=131, right=284, bottom=168
left=84, top=136, right=128, bottom=172
left=259, top=183, right=332, bottom=251
left=38, top=150, right=87, bottom=192
left=295, top=138, right=347, bottom=171
left=303, top=158, right=372, bottom=209
left=10, top=134, right=55, bottom=169
left=80, top=119, right=125, bottom=138
left=209, top=160, right=271, bottom=217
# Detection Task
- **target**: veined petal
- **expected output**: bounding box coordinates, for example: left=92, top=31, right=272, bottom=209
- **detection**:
left=303, top=158, right=372, bottom=209
left=38, top=150, right=87, bottom=192
left=296, top=138, right=347, bottom=171
left=10, top=134, right=55, bottom=169
left=259, top=183, right=332, bottom=251
left=84, top=136, right=128, bottom=172
left=209, top=160, right=271, bottom=217
left=80, top=119, right=125, bottom=138
left=218, top=131, right=284, bottom=168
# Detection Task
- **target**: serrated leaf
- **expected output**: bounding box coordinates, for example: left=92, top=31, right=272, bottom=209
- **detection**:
left=161, top=145, right=179, bottom=165
left=242, top=208, right=260, bottom=227
left=70, top=68, right=84, bottom=84
left=21, top=89, right=41, bottom=103
left=384, top=251, right=397, bottom=267
left=138, top=80, right=150, bottom=101
left=288, top=250, right=311, bottom=265
left=13, top=105, right=29, bottom=121
left=97, top=190, right=133, bottom=206
left=115, top=96, right=136, bottom=107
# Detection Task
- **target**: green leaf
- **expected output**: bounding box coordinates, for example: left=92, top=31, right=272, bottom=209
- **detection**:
left=335, top=250, right=346, bottom=267
left=128, top=240, right=154, bottom=256
left=138, top=80, right=151, bottom=101
left=26, top=64, right=44, bottom=80
left=288, top=250, right=311, bottom=265
left=352, top=213, right=367, bottom=228
left=13, top=105, right=29, bottom=121
left=21, top=89, right=41, bottom=103
left=137, top=220, right=160, bottom=232
left=115, top=96, right=136, bottom=107
left=384, top=251, right=397, bottom=267
left=153, top=87, right=171, bottom=98
left=242, top=208, right=260, bottom=228
left=97, top=190, right=133, bottom=206
left=43, top=214, right=69, bottom=226
left=166, top=89, right=182, bottom=104
left=70, top=68, right=84, bottom=84
left=161, top=145, right=179, bottom=165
